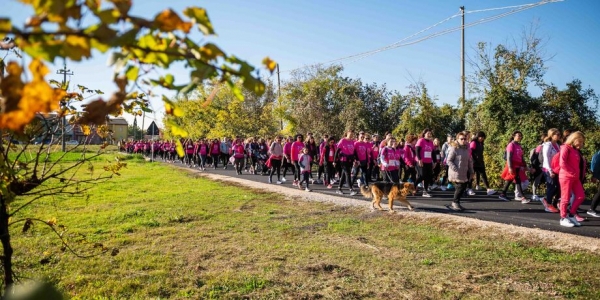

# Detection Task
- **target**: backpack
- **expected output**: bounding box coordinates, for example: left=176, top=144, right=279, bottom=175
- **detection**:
left=551, top=150, right=561, bottom=174
left=529, top=145, right=543, bottom=168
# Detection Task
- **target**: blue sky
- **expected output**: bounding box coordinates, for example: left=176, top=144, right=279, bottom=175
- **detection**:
left=3, top=0, right=598, bottom=129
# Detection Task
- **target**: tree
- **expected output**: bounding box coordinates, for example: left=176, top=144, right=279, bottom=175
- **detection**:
left=0, top=0, right=272, bottom=291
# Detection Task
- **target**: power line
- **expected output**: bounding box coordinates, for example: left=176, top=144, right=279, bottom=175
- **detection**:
left=279, top=0, right=563, bottom=74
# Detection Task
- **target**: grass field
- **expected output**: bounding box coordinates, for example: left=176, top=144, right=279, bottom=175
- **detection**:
left=9, top=155, right=600, bottom=299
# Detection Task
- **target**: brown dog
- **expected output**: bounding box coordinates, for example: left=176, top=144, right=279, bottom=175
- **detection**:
left=360, top=182, right=416, bottom=212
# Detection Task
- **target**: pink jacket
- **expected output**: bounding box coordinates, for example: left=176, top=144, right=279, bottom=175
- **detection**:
left=403, top=144, right=416, bottom=167
left=559, top=144, right=585, bottom=180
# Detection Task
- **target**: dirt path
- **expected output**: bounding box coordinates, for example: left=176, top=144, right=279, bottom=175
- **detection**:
left=176, top=165, right=600, bottom=253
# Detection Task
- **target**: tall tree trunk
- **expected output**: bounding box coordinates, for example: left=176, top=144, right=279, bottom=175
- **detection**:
left=0, top=196, right=14, bottom=287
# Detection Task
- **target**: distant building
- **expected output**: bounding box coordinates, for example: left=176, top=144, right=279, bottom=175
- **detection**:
left=108, top=117, right=128, bottom=143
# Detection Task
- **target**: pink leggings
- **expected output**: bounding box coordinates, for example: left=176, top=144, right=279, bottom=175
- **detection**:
left=558, top=177, right=585, bottom=218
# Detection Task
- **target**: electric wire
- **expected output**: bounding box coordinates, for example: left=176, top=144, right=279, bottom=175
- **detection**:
left=278, top=0, right=563, bottom=74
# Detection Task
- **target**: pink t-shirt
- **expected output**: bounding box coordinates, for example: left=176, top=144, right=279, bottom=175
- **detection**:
left=337, top=138, right=355, bottom=161
left=354, top=141, right=369, bottom=161
left=506, top=141, right=524, bottom=167
left=416, top=138, right=435, bottom=164
left=290, top=141, right=305, bottom=162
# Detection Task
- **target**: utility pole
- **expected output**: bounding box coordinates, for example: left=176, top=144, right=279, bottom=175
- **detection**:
left=57, top=61, right=73, bottom=152
left=460, top=6, right=465, bottom=108
left=141, top=111, right=145, bottom=141
left=277, top=64, right=283, bottom=130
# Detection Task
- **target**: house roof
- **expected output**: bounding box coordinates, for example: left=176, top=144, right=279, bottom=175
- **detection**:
left=108, top=117, right=128, bottom=126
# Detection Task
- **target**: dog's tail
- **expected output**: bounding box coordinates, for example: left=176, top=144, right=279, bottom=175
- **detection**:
left=359, top=185, right=372, bottom=199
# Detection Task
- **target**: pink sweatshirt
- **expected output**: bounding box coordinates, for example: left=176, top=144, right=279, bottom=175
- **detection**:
left=290, top=141, right=305, bottom=162
left=404, top=144, right=416, bottom=167
left=337, top=138, right=355, bottom=161
left=559, top=144, right=585, bottom=180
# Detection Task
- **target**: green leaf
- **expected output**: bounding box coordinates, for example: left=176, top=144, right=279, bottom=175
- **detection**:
left=190, top=63, right=216, bottom=81
left=125, top=65, right=139, bottom=81
left=243, top=76, right=266, bottom=95
left=183, top=7, right=215, bottom=35
left=227, top=81, right=244, bottom=101
left=94, top=9, right=121, bottom=24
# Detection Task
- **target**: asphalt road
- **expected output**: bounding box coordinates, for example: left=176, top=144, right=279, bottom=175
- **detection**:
left=173, top=161, right=600, bottom=239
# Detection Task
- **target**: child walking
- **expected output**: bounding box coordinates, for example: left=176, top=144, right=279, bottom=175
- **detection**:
left=298, top=147, right=313, bottom=192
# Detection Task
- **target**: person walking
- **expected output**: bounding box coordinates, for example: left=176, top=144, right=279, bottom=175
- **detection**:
left=335, top=130, right=357, bottom=196
left=587, top=148, right=600, bottom=217
left=498, top=131, right=529, bottom=203
left=541, top=128, right=562, bottom=213
left=470, top=131, right=496, bottom=196
left=558, top=131, right=587, bottom=227
left=268, top=136, right=284, bottom=184
left=446, top=132, right=474, bottom=211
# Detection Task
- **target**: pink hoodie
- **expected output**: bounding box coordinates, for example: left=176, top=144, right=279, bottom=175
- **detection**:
left=559, top=144, right=585, bottom=180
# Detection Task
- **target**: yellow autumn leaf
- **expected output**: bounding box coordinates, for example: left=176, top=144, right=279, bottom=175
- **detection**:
left=175, top=139, right=185, bottom=157
left=82, top=125, right=91, bottom=136
left=154, top=9, right=192, bottom=33
left=262, top=57, right=277, bottom=73
left=47, top=217, right=57, bottom=226
left=183, top=7, right=215, bottom=35
left=170, top=124, right=188, bottom=138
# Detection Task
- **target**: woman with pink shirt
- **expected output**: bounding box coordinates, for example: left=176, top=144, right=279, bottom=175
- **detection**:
left=281, top=136, right=295, bottom=182
left=352, top=131, right=371, bottom=187
left=231, top=139, right=246, bottom=175
left=320, top=137, right=337, bottom=188
left=197, top=138, right=209, bottom=170
left=558, top=131, right=587, bottom=227
left=380, top=138, right=401, bottom=183
left=415, top=129, right=436, bottom=197
left=334, top=130, right=357, bottom=196
left=290, top=134, right=306, bottom=187
left=209, top=138, right=221, bottom=169
left=499, top=131, right=529, bottom=202
left=402, top=134, right=417, bottom=184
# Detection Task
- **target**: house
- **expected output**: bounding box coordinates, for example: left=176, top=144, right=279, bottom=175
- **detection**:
left=107, top=117, right=128, bottom=144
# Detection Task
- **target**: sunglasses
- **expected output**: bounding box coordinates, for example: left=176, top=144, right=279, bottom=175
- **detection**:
left=458, top=138, right=466, bottom=141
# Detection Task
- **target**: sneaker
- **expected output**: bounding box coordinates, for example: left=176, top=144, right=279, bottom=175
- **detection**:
left=567, top=216, right=581, bottom=227
left=431, top=184, right=439, bottom=190
left=293, top=180, right=298, bottom=186
left=531, top=195, right=540, bottom=202
left=560, top=218, right=575, bottom=228
left=336, top=190, right=343, bottom=195
left=545, top=206, right=559, bottom=213
left=446, top=184, right=455, bottom=191
left=475, top=185, right=482, bottom=191
left=515, top=196, right=526, bottom=202
left=587, top=210, right=600, bottom=218
left=541, top=197, right=549, bottom=209
left=499, top=194, right=510, bottom=201
left=450, top=202, right=464, bottom=211
left=440, top=186, right=447, bottom=191
left=486, top=189, right=496, bottom=195
left=305, top=188, right=312, bottom=192
left=520, top=197, right=531, bottom=204
left=350, top=190, right=357, bottom=196
left=422, top=191, right=432, bottom=198
left=574, top=214, right=586, bottom=223
left=417, top=183, right=423, bottom=189
left=268, top=178, right=272, bottom=184
left=467, top=189, right=476, bottom=196
left=276, top=181, right=282, bottom=185
left=281, top=177, right=287, bottom=182
left=327, top=184, right=333, bottom=189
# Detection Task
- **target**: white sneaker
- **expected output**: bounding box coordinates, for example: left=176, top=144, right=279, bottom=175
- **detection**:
left=521, top=198, right=531, bottom=204
left=350, top=190, right=357, bottom=196
left=467, top=189, right=476, bottom=196
left=560, top=218, right=575, bottom=227
left=305, top=188, right=312, bottom=192
left=276, top=181, right=282, bottom=185
left=486, top=189, right=496, bottom=195
left=281, top=177, right=287, bottom=182
left=532, top=195, right=541, bottom=202
left=422, top=191, right=432, bottom=198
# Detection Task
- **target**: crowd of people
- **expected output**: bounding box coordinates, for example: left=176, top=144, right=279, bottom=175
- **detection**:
left=122, top=128, right=600, bottom=228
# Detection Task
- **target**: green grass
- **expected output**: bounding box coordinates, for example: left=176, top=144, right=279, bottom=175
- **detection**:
left=9, top=158, right=600, bottom=299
